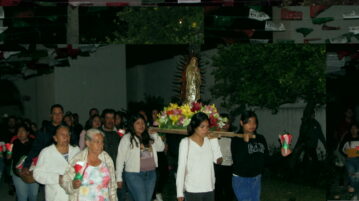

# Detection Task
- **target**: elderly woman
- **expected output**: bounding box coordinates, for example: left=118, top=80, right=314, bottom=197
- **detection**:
left=116, top=113, right=165, bottom=201
left=61, top=128, right=117, bottom=201
left=33, top=125, right=80, bottom=201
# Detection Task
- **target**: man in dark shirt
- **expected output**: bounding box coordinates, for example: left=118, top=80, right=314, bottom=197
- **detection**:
left=100, top=109, right=121, bottom=165
left=100, top=109, right=128, bottom=201
left=22, top=104, right=77, bottom=174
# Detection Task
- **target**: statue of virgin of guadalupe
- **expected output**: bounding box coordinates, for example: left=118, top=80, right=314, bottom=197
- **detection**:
left=185, top=57, right=201, bottom=104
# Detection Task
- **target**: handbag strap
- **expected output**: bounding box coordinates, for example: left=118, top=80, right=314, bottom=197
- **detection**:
left=185, top=137, right=190, bottom=176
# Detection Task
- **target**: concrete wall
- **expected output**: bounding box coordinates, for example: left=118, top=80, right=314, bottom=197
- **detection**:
left=12, top=73, right=55, bottom=126
left=12, top=45, right=126, bottom=126
left=54, top=45, right=127, bottom=125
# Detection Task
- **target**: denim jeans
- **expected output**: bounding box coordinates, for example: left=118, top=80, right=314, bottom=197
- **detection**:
left=346, top=157, right=359, bottom=191
left=12, top=175, right=39, bottom=201
left=117, top=176, right=134, bottom=201
left=232, top=174, right=261, bottom=201
left=124, top=170, right=156, bottom=201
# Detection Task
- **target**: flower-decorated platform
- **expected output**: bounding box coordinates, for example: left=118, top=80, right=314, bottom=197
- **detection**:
left=153, top=102, right=256, bottom=139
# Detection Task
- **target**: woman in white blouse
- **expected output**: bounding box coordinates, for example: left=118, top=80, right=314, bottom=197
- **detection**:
left=176, top=112, right=223, bottom=201
left=116, top=113, right=165, bottom=201
left=33, top=125, right=80, bottom=201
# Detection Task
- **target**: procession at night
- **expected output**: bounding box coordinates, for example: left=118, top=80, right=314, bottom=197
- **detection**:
left=1, top=2, right=359, bottom=201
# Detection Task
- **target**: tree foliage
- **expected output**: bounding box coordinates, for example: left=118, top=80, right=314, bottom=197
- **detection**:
left=211, top=44, right=326, bottom=114
left=106, top=7, right=204, bottom=44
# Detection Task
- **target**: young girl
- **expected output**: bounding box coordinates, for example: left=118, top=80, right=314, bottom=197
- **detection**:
left=231, top=110, right=290, bottom=201
left=116, top=113, right=165, bottom=201
left=176, top=112, right=222, bottom=201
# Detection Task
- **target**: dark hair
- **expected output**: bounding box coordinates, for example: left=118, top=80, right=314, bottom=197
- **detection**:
left=149, top=108, right=160, bottom=126
left=115, top=111, right=126, bottom=129
left=101, top=109, right=116, bottom=118
left=89, top=108, right=99, bottom=116
left=127, top=113, right=153, bottom=148
left=64, top=112, right=73, bottom=119
left=138, top=109, right=148, bottom=120
left=23, top=118, right=31, bottom=127
left=187, top=112, right=209, bottom=136
left=30, top=122, right=38, bottom=133
left=8, top=115, right=16, bottom=121
left=238, top=110, right=258, bottom=133
left=72, top=113, right=79, bottom=119
left=16, top=123, right=31, bottom=134
left=85, top=114, right=101, bottom=130
left=50, top=104, right=64, bottom=113
left=55, top=125, right=71, bottom=134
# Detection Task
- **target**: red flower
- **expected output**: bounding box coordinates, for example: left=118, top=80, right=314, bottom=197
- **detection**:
left=279, top=134, right=293, bottom=145
left=209, top=115, right=218, bottom=128
left=5, top=143, right=13, bottom=152
left=117, top=129, right=125, bottom=137
left=74, top=164, right=83, bottom=173
left=191, top=102, right=202, bottom=112
left=32, top=157, right=39, bottom=166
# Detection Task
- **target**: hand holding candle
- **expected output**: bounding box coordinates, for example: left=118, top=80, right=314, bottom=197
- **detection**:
left=279, top=133, right=293, bottom=157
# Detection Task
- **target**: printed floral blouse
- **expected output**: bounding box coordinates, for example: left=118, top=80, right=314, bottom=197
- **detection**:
left=79, top=162, right=111, bottom=201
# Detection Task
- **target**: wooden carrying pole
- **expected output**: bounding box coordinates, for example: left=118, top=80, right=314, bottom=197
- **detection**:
left=149, top=127, right=256, bottom=139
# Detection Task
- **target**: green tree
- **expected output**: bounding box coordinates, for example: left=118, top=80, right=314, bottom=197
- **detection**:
left=211, top=44, right=326, bottom=115
left=105, top=7, right=204, bottom=44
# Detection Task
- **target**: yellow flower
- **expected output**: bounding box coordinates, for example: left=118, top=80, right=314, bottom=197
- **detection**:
left=181, top=104, right=193, bottom=118
left=167, top=103, right=179, bottom=111
left=169, top=114, right=179, bottom=125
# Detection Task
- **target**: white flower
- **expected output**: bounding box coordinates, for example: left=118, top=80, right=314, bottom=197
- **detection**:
left=183, top=118, right=191, bottom=127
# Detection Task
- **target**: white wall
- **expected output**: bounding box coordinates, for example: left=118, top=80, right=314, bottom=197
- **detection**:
left=12, top=73, right=55, bottom=126
left=12, top=45, right=126, bottom=126
left=273, top=6, right=359, bottom=43
left=127, top=48, right=326, bottom=156
left=54, top=45, right=127, bottom=125
left=127, top=55, right=181, bottom=104
left=254, top=106, right=326, bottom=156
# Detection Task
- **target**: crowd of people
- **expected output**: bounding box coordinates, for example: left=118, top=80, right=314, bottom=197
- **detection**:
left=0, top=103, right=294, bottom=201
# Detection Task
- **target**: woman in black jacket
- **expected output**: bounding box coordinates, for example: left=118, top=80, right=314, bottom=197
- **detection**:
left=8, top=124, right=39, bottom=201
